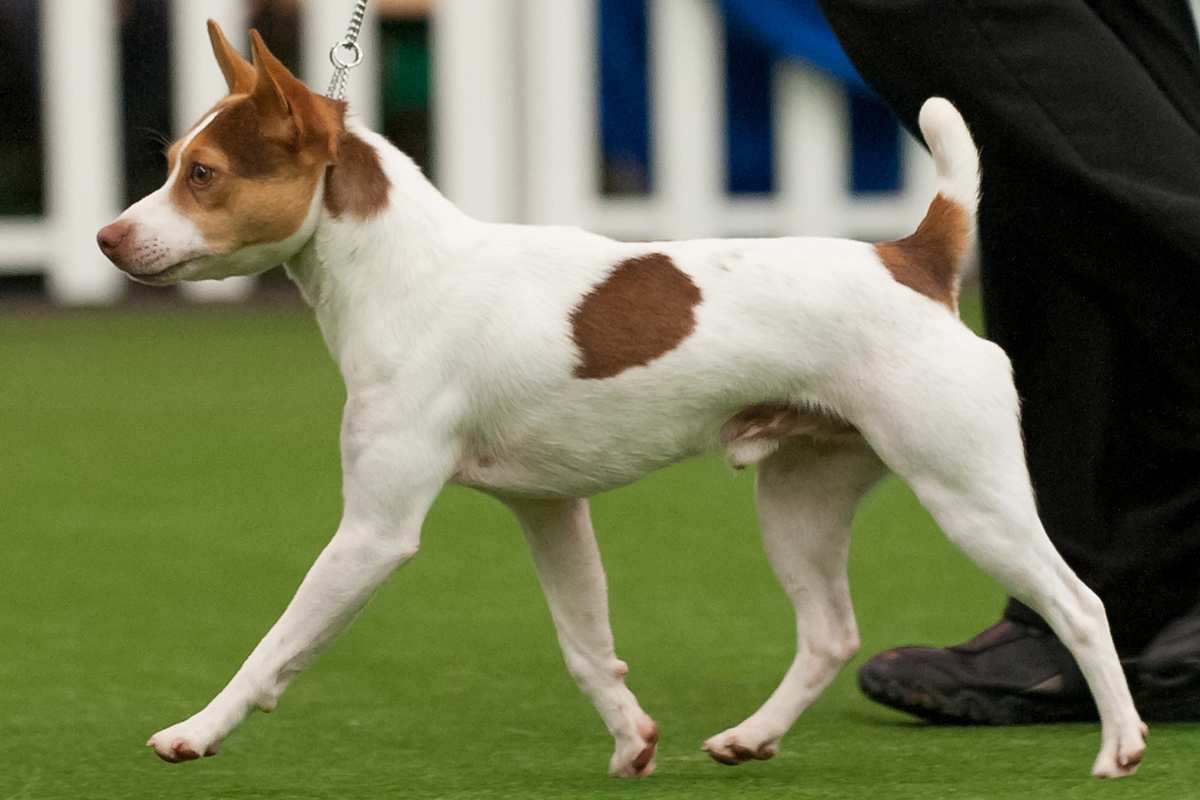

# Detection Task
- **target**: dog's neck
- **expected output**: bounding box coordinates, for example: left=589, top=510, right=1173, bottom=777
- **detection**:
left=285, top=123, right=477, bottom=371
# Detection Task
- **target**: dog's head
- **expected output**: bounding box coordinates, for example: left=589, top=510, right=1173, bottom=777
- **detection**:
left=97, top=22, right=344, bottom=284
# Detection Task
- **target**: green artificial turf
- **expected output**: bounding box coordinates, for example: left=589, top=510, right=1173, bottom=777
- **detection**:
left=1, top=294, right=1196, bottom=799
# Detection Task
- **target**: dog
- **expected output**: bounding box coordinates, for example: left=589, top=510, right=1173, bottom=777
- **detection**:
left=97, top=22, right=1147, bottom=779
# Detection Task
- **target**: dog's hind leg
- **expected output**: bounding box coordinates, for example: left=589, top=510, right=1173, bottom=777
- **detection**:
left=506, top=497, right=659, bottom=778
left=704, top=438, right=885, bottom=765
left=852, top=328, right=1146, bottom=778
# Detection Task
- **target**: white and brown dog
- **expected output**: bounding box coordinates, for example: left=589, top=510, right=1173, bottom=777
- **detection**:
left=97, top=23, right=1147, bottom=779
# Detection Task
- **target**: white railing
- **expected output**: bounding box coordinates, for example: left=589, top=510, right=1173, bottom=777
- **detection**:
left=6, top=0, right=935, bottom=306
left=434, top=0, right=937, bottom=242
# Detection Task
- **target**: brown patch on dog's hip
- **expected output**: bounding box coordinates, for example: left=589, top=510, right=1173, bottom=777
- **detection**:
left=874, top=193, right=968, bottom=311
left=570, top=253, right=702, bottom=379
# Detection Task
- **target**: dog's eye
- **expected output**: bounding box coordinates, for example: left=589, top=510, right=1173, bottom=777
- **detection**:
left=189, top=163, right=215, bottom=188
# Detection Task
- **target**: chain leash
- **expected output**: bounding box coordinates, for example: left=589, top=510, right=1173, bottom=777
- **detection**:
left=326, top=0, right=370, bottom=101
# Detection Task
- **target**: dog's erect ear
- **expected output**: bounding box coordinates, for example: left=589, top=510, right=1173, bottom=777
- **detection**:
left=249, top=28, right=342, bottom=161
left=207, top=20, right=255, bottom=94
left=249, top=29, right=300, bottom=121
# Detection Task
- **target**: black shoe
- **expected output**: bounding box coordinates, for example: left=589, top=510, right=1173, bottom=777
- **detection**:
left=857, top=619, right=1097, bottom=724
left=1130, top=611, right=1200, bottom=722
left=860, top=614, right=1200, bottom=724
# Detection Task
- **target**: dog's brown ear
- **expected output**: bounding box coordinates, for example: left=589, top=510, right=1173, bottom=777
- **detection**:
left=207, top=20, right=254, bottom=94
left=249, top=29, right=300, bottom=121
left=249, top=28, right=342, bottom=160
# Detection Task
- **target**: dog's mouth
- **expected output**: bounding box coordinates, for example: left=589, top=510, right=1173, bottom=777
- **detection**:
left=126, top=258, right=201, bottom=286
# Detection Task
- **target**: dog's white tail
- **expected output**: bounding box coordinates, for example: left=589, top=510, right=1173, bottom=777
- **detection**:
left=919, top=97, right=979, bottom=219
left=874, top=99, right=979, bottom=312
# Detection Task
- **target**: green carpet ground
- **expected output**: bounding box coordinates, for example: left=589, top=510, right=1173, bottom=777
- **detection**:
left=1, top=295, right=1196, bottom=799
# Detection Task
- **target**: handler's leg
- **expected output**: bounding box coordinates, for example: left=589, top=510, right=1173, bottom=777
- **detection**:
left=507, top=497, right=659, bottom=778
left=820, top=0, right=1200, bottom=710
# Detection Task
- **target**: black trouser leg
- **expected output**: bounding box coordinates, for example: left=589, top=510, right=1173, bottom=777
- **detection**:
left=818, top=0, right=1200, bottom=653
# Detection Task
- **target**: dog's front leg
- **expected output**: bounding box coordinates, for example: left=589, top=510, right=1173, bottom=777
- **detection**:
left=146, top=421, right=453, bottom=763
left=506, top=497, right=659, bottom=778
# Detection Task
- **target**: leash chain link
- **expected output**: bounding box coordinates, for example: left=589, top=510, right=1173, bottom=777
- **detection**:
left=326, top=0, right=370, bottom=101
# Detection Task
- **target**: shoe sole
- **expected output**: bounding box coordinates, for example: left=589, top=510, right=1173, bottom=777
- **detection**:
left=858, top=669, right=1098, bottom=725
left=860, top=668, right=1200, bottom=725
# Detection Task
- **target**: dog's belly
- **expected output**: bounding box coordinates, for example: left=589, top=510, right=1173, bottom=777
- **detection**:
left=451, top=461, right=650, bottom=499
left=450, top=402, right=858, bottom=499
left=451, top=435, right=705, bottom=499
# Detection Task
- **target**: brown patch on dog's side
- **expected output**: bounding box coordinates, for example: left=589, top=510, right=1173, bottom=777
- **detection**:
left=324, top=131, right=391, bottom=219
left=874, top=193, right=968, bottom=311
left=571, top=253, right=702, bottom=379
left=722, top=403, right=858, bottom=445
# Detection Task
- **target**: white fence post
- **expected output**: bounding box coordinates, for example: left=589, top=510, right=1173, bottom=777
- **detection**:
left=432, top=0, right=520, bottom=222
left=775, top=64, right=847, bottom=237
left=41, top=0, right=125, bottom=305
left=174, top=0, right=256, bottom=303
left=521, top=0, right=597, bottom=226
left=302, top=0, right=381, bottom=130
left=650, top=0, right=725, bottom=239
left=171, top=1, right=248, bottom=150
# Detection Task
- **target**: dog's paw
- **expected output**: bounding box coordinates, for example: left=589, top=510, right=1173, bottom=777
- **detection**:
left=1091, top=721, right=1147, bottom=779
left=146, top=718, right=222, bottom=764
left=702, top=724, right=779, bottom=766
left=608, top=715, right=659, bottom=778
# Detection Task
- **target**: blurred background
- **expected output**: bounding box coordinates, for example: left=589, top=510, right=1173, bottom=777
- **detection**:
left=0, top=0, right=937, bottom=307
